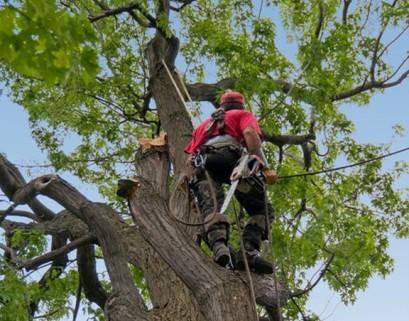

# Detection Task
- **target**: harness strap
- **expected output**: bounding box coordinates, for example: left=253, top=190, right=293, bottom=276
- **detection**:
left=205, top=108, right=226, bottom=138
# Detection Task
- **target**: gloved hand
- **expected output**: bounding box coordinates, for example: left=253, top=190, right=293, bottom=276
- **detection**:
left=262, top=168, right=277, bottom=185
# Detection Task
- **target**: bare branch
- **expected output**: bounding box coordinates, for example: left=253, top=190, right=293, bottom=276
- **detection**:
left=332, top=71, right=409, bottom=101
left=262, top=131, right=316, bottom=148
left=378, top=25, right=409, bottom=59
left=0, top=242, right=21, bottom=264
left=370, top=0, right=399, bottom=81
left=89, top=2, right=156, bottom=27
left=291, top=253, right=335, bottom=297
left=342, top=0, right=352, bottom=25
left=315, top=1, right=324, bottom=38
left=359, top=0, right=373, bottom=36
left=33, top=310, right=60, bottom=319
left=23, top=235, right=95, bottom=271
left=1, top=210, right=38, bottom=221
left=73, top=279, right=82, bottom=321
left=290, top=297, right=310, bottom=321
left=170, top=0, right=196, bottom=12
left=383, top=55, right=409, bottom=83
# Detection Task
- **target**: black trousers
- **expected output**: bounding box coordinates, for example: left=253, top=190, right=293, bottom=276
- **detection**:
left=192, top=146, right=274, bottom=249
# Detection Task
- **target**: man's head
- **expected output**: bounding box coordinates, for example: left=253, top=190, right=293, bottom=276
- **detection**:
left=220, top=90, right=245, bottom=110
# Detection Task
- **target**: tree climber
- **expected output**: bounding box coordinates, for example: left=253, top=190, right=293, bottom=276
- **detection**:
left=184, top=90, right=277, bottom=273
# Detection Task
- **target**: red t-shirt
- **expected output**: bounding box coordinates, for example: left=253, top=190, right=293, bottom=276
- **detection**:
left=184, top=109, right=262, bottom=154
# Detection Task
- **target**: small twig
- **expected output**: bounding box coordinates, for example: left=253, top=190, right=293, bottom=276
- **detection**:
left=169, top=0, right=196, bottom=12
left=0, top=242, right=21, bottom=265
left=383, top=55, right=409, bottom=83
left=290, top=297, right=309, bottom=321
left=370, top=0, right=399, bottom=81
left=378, top=25, right=409, bottom=59
left=315, top=1, right=324, bottom=38
left=291, top=253, right=335, bottom=297
left=327, top=268, right=347, bottom=289
left=258, top=0, right=264, bottom=18
left=72, top=278, right=82, bottom=321
left=33, top=310, right=60, bottom=319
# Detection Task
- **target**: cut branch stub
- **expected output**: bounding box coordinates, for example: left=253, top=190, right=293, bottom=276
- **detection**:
left=11, top=175, right=56, bottom=205
left=0, top=154, right=55, bottom=220
left=135, top=131, right=170, bottom=199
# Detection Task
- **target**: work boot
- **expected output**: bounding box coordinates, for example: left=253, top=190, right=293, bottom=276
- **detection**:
left=205, top=214, right=231, bottom=268
left=212, top=241, right=232, bottom=268
left=235, top=241, right=273, bottom=274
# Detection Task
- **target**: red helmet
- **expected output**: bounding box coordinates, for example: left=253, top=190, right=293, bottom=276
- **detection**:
left=220, top=91, right=245, bottom=108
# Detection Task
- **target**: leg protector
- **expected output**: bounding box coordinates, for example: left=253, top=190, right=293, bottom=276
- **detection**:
left=236, top=214, right=273, bottom=274
left=242, top=214, right=266, bottom=250
left=205, top=213, right=230, bottom=247
left=205, top=214, right=232, bottom=268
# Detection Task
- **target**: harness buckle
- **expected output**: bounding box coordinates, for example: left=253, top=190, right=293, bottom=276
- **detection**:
left=193, top=152, right=205, bottom=168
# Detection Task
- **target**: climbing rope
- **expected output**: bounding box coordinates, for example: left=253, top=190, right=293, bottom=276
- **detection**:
left=232, top=201, right=259, bottom=320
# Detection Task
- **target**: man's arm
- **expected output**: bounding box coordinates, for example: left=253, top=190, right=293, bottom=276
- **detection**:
left=243, top=127, right=277, bottom=184
left=243, top=127, right=264, bottom=161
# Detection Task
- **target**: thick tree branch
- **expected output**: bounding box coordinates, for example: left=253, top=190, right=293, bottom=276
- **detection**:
left=186, top=78, right=237, bottom=106
left=77, top=244, right=109, bottom=309
left=29, top=234, right=71, bottom=317
left=1, top=211, right=89, bottom=243
left=0, top=210, right=38, bottom=221
left=262, top=131, right=316, bottom=147
left=191, top=71, right=408, bottom=107
left=13, top=174, right=148, bottom=320
left=81, top=205, right=149, bottom=321
left=332, top=72, right=409, bottom=101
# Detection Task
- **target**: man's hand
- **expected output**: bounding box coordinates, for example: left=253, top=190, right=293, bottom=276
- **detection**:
left=248, top=154, right=265, bottom=175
